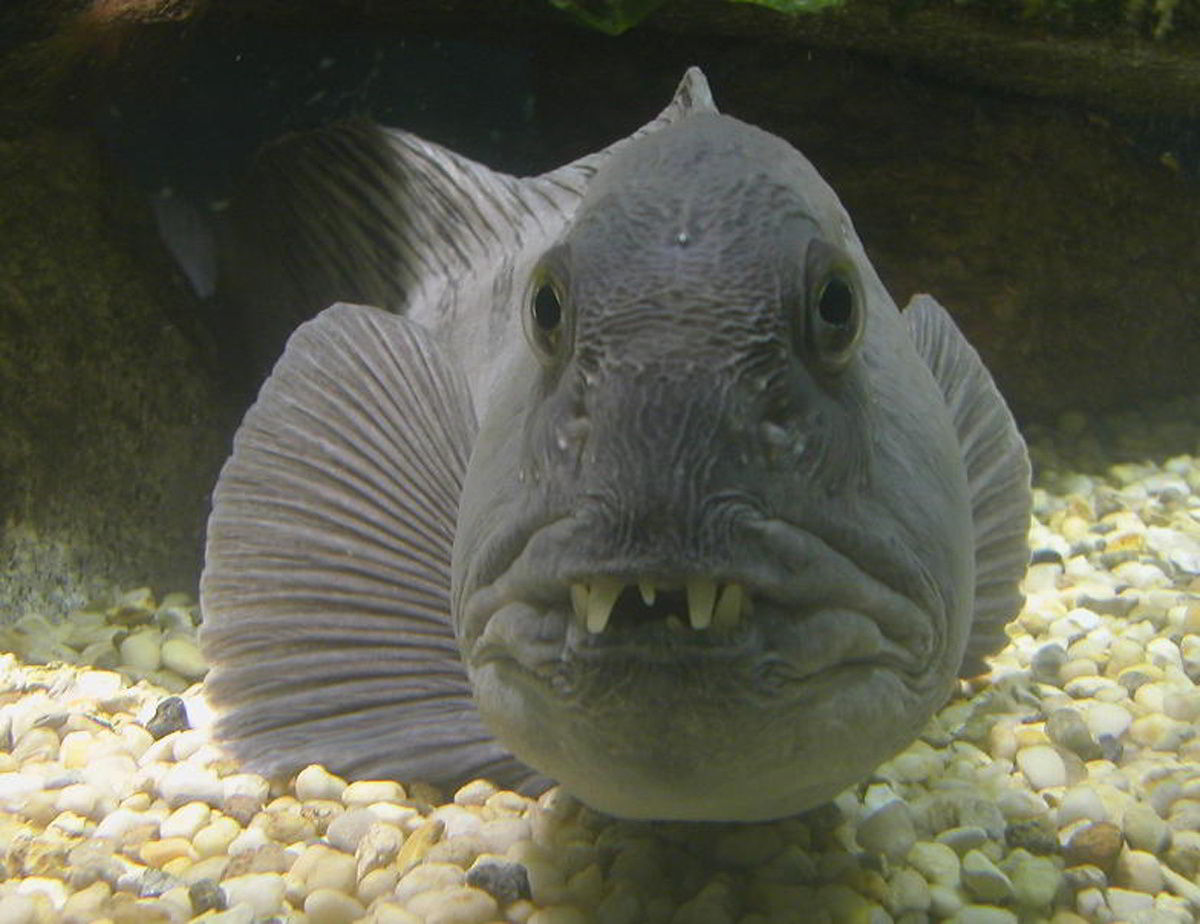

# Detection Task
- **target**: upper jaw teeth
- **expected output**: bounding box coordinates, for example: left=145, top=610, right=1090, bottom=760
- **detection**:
left=570, top=577, right=749, bottom=634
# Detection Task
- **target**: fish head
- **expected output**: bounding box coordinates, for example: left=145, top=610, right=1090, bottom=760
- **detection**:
left=452, top=112, right=975, bottom=821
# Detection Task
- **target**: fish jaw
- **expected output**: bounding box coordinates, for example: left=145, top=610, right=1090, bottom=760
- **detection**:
left=456, top=515, right=956, bottom=821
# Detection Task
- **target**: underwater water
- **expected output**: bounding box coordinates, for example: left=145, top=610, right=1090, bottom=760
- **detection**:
left=3, top=9, right=1200, bottom=924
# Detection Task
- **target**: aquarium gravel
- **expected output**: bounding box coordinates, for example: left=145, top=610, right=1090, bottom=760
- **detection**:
left=2, top=402, right=1199, bottom=924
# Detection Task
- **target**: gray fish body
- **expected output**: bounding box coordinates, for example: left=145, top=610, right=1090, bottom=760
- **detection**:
left=200, top=70, right=1031, bottom=821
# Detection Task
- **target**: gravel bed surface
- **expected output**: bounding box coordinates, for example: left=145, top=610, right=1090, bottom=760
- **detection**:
left=2, top=400, right=1199, bottom=924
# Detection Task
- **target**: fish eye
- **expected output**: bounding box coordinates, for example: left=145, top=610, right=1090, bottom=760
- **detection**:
left=803, top=241, right=864, bottom=372
left=525, top=268, right=571, bottom=364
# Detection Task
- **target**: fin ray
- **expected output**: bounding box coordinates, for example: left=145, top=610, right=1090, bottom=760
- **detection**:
left=201, top=303, right=544, bottom=792
left=904, top=295, right=1033, bottom=677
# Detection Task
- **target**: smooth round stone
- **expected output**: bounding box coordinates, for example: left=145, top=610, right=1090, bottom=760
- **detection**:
left=159, top=801, right=210, bottom=841
left=140, top=836, right=198, bottom=868
left=54, top=782, right=100, bottom=819
left=1163, top=689, right=1200, bottom=722
left=477, top=816, right=532, bottom=855
left=1057, top=786, right=1108, bottom=827
left=935, top=827, right=988, bottom=856
left=160, top=638, right=207, bottom=680
left=394, top=862, right=465, bottom=904
left=1045, top=709, right=1101, bottom=760
left=193, top=816, right=241, bottom=857
left=1016, top=746, right=1068, bottom=790
left=221, top=873, right=286, bottom=917
left=305, top=888, right=366, bottom=924
left=406, top=885, right=498, bottom=924
left=1114, top=848, right=1165, bottom=894
left=886, top=867, right=931, bottom=915
left=1130, top=714, right=1191, bottom=750
left=1003, top=849, right=1061, bottom=908
left=303, top=848, right=357, bottom=895
left=358, top=867, right=401, bottom=905
left=342, top=779, right=405, bottom=806
left=1122, top=803, right=1171, bottom=854
left=325, top=807, right=378, bottom=854
left=454, top=779, right=498, bottom=807
left=430, top=804, right=483, bottom=840
left=855, top=800, right=916, bottom=860
left=960, top=849, right=1015, bottom=903
left=1085, top=702, right=1132, bottom=740
left=1064, top=822, right=1123, bottom=874
left=366, top=903, right=422, bottom=924
left=1105, top=886, right=1155, bottom=918
left=295, top=765, right=347, bottom=802
left=355, top=822, right=404, bottom=879
left=119, top=629, right=162, bottom=672
left=158, top=763, right=224, bottom=808
left=907, top=841, right=961, bottom=887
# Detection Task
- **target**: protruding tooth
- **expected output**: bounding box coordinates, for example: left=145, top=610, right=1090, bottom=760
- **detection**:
left=638, top=580, right=656, bottom=606
left=712, top=582, right=743, bottom=629
left=570, top=584, right=588, bottom=625
left=686, top=578, right=717, bottom=630
left=587, top=578, right=622, bottom=634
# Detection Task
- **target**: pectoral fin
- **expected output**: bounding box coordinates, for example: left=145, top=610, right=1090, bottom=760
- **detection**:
left=200, top=302, right=546, bottom=792
left=904, top=295, right=1033, bottom=677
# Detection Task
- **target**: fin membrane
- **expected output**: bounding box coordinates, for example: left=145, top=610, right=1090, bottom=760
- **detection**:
left=200, top=303, right=546, bottom=793
left=904, top=295, right=1033, bottom=677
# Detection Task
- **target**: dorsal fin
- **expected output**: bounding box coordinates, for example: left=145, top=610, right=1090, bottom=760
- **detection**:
left=221, top=68, right=718, bottom=371
left=903, top=295, right=1033, bottom=677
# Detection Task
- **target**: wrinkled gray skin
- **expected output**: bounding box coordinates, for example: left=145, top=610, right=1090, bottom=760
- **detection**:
left=451, top=113, right=973, bottom=821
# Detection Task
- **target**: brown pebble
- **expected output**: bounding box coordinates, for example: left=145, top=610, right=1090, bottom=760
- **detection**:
left=1065, top=822, right=1123, bottom=875
left=188, top=878, right=226, bottom=914
left=223, top=794, right=261, bottom=827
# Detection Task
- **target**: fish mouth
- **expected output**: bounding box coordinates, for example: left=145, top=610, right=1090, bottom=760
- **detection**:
left=460, top=515, right=940, bottom=689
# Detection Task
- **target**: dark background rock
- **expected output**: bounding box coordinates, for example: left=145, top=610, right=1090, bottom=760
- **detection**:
left=0, top=0, right=1197, bottom=621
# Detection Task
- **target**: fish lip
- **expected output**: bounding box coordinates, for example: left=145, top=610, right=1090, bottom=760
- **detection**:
left=460, top=514, right=939, bottom=678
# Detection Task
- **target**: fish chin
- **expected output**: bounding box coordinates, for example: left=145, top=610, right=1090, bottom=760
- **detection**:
left=458, top=516, right=957, bottom=821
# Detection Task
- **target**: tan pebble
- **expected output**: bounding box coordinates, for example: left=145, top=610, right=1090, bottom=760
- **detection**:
left=304, top=888, right=365, bottom=924
left=425, top=833, right=485, bottom=868
left=1114, top=847, right=1165, bottom=893
left=159, top=638, right=207, bottom=680
left=355, top=821, right=404, bottom=879
left=907, top=841, right=961, bottom=887
left=139, top=836, right=198, bottom=868
left=395, top=818, right=444, bottom=875
left=1106, top=885, right=1155, bottom=917
left=61, top=879, right=112, bottom=922
left=257, top=806, right=316, bottom=843
left=221, top=872, right=287, bottom=917
left=299, top=798, right=344, bottom=835
left=0, top=894, right=37, bottom=924
left=406, top=885, right=498, bottom=924
left=302, top=847, right=357, bottom=895
left=160, top=801, right=210, bottom=841
left=59, top=730, right=96, bottom=769
left=294, top=765, right=347, bottom=802
left=192, top=815, right=240, bottom=857
left=485, top=790, right=530, bottom=816
left=342, top=779, right=405, bottom=806
left=119, top=629, right=162, bottom=672
left=478, top=816, right=532, bottom=855
left=357, top=866, right=400, bottom=904
left=1064, top=821, right=1123, bottom=874
left=365, top=801, right=420, bottom=829
left=365, top=902, right=421, bottom=924
left=1130, top=713, right=1191, bottom=750
left=394, top=861, right=466, bottom=903
left=55, top=782, right=100, bottom=819
left=454, top=779, right=499, bottom=807
left=16, top=876, right=71, bottom=911
left=226, top=823, right=271, bottom=857
left=1015, top=745, right=1068, bottom=790
left=13, top=727, right=61, bottom=763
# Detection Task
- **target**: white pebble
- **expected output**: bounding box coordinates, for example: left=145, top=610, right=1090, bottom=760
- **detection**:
left=159, top=800, right=210, bottom=840
left=160, top=637, right=208, bottom=679
left=1015, top=745, right=1067, bottom=790
left=222, top=873, right=287, bottom=917
left=1057, top=786, right=1108, bottom=826
left=119, top=629, right=162, bottom=671
left=295, top=765, right=347, bottom=802
left=855, top=800, right=916, bottom=859
left=394, top=862, right=465, bottom=904
left=406, top=885, right=498, bottom=924
left=1086, top=701, right=1132, bottom=739
left=16, top=877, right=70, bottom=910
left=305, top=888, right=366, bottom=924
left=343, top=779, right=406, bottom=806
left=158, top=762, right=224, bottom=807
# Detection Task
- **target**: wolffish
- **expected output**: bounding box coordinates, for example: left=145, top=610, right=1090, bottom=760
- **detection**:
left=200, top=68, right=1031, bottom=822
